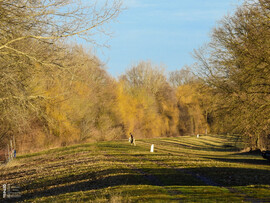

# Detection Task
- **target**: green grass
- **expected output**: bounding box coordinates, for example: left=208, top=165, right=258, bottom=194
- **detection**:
left=0, top=135, right=269, bottom=202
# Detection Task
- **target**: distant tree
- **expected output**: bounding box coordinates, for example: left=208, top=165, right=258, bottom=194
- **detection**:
left=118, top=61, right=180, bottom=138
left=175, top=81, right=210, bottom=136
left=169, top=66, right=196, bottom=87
left=123, top=61, right=167, bottom=95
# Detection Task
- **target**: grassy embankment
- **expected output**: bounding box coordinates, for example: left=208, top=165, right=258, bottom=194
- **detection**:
left=1, top=135, right=270, bottom=202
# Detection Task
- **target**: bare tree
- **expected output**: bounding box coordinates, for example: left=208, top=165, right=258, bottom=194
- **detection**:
left=0, top=0, right=123, bottom=149
left=122, top=61, right=168, bottom=95
left=194, top=0, right=270, bottom=149
left=168, top=66, right=196, bottom=87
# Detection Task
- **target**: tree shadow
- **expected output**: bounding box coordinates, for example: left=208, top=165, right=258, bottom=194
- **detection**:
left=233, top=150, right=262, bottom=156
left=204, top=156, right=269, bottom=166
left=11, top=166, right=270, bottom=202
left=188, top=167, right=270, bottom=187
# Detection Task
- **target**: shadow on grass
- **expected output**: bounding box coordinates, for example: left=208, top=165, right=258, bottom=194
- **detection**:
left=190, top=167, right=270, bottom=187
left=204, top=156, right=269, bottom=166
left=233, top=150, right=262, bottom=156
left=13, top=166, right=270, bottom=201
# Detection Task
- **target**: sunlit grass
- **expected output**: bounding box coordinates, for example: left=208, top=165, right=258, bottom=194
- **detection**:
left=0, top=135, right=269, bottom=202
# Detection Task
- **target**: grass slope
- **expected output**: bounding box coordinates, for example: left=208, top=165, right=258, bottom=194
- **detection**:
left=0, top=135, right=270, bottom=202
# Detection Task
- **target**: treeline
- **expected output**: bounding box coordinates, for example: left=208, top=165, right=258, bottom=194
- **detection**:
left=1, top=0, right=269, bottom=153
left=1, top=47, right=210, bottom=153
left=0, top=0, right=208, bottom=153
left=118, top=62, right=209, bottom=138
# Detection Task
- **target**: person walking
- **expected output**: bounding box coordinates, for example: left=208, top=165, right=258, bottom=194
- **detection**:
left=130, top=133, right=134, bottom=144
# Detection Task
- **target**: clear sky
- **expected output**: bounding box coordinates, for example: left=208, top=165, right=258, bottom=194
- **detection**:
left=93, top=0, right=244, bottom=77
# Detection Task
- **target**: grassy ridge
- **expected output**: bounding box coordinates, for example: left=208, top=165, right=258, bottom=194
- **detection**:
left=1, top=135, right=270, bottom=202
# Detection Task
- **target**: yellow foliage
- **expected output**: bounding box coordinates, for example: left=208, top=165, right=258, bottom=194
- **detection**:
left=116, top=80, right=179, bottom=138
left=176, top=83, right=209, bottom=135
left=44, top=79, right=80, bottom=145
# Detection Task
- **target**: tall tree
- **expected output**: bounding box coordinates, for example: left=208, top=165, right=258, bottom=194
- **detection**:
left=0, top=0, right=122, bottom=149
left=194, top=0, right=270, bottom=150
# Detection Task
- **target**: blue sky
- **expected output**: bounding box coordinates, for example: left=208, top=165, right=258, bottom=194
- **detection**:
left=93, top=0, right=244, bottom=77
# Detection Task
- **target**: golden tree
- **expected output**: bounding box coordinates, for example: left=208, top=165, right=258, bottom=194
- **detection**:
left=0, top=0, right=122, bottom=150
